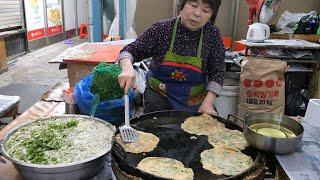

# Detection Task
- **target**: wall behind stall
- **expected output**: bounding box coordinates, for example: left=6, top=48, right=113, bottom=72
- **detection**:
left=215, top=0, right=234, bottom=37
left=134, top=0, right=233, bottom=37
left=234, top=0, right=320, bottom=41
left=134, top=0, right=320, bottom=42
left=135, top=0, right=173, bottom=35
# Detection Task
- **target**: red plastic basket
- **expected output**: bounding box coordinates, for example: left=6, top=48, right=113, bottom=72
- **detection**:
left=244, top=0, right=259, bottom=6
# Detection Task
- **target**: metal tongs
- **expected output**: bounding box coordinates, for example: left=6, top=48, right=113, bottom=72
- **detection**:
left=119, top=94, right=139, bottom=142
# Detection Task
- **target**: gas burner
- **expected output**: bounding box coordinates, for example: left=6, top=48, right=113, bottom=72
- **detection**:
left=89, top=154, right=116, bottom=180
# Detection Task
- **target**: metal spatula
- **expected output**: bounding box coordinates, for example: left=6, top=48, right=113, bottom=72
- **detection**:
left=119, top=94, right=139, bottom=142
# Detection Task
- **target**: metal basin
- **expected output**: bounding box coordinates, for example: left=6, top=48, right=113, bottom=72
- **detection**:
left=0, top=115, right=116, bottom=180
left=230, top=113, right=304, bottom=154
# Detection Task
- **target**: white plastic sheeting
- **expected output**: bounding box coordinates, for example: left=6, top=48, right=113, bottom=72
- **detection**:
left=277, top=10, right=317, bottom=34
left=109, top=0, right=137, bottom=39
left=77, top=0, right=88, bottom=28
left=103, top=0, right=115, bottom=35
left=63, top=0, right=76, bottom=31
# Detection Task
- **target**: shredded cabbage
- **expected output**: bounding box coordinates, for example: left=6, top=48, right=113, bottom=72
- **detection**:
left=5, top=118, right=114, bottom=165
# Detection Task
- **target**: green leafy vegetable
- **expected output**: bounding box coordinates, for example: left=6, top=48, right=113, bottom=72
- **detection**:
left=17, top=119, right=78, bottom=164
left=90, top=62, right=124, bottom=101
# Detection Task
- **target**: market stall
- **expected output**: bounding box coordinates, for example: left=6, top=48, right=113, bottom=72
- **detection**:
left=1, top=0, right=320, bottom=179
left=1, top=38, right=319, bottom=180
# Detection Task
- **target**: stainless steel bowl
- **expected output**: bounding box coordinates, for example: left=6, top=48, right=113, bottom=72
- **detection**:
left=229, top=113, right=304, bottom=154
left=0, top=115, right=116, bottom=180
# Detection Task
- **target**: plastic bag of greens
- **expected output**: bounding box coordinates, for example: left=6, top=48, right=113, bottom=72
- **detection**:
left=74, top=73, right=134, bottom=126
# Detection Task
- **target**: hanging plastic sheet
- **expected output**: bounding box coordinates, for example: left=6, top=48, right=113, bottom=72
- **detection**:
left=109, top=0, right=137, bottom=39
left=133, top=61, right=149, bottom=94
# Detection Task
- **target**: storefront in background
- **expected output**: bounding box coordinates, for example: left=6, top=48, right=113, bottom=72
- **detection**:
left=25, top=0, right=88, bottom=50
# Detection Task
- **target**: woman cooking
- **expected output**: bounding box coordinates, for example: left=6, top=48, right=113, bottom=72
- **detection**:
left=118, top=0, right=225, bottom=116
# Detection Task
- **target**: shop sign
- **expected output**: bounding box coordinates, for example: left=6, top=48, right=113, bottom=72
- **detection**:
left=24, top=0, right=46, bottom=41
left=46, top=0, right=63, bottom=36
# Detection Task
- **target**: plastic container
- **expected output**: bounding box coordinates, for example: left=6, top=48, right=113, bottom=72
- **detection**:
left=304, top=99, right=320, bottom=128
left=214, top=81, right=239, bottom=119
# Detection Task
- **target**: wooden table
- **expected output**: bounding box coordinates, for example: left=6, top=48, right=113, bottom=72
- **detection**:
left=270, top=33, right=320, bottom=43
left=61, top=40, right=135, bottom=87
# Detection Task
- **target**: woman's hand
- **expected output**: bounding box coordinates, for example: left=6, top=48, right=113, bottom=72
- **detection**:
left=198, top=91, right=217, bottom=116
left=198, top=102, right=217, bottom=116
left=118, top=58, right=136, bottom=94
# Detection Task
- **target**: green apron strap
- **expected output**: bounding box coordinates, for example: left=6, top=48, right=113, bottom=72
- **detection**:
left=169, top=17, right=204, bottom=57
left=169, top=17, right=180, bottom=52
left=197, top=28, right=204, bottom=58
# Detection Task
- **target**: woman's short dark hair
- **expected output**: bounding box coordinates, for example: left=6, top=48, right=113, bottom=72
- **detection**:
left=178, top=0, right=221, bottom=24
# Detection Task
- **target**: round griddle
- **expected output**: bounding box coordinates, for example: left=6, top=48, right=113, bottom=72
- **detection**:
left=112, top=110, right=264, bottom=179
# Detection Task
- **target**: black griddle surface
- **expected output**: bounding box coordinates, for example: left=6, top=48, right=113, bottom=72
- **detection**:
left=112, top=111, right=259, bottom=180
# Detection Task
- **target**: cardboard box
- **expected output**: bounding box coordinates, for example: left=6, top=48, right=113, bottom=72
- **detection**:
left=66, top=62, right=96, bottom=87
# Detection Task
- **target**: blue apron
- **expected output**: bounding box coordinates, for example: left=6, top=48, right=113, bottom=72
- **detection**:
left=147, top=17, right=207, bottom=112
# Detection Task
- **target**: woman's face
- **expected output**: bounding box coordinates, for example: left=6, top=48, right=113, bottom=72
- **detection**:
left=180, top=0, right=213, bottom=31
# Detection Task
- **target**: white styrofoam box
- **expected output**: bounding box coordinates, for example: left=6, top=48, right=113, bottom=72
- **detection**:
left=0, top=95, right=20, bottom=116
left=304, top=99, right=320, bottom=127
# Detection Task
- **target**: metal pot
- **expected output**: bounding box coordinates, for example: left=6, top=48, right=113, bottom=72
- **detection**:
left=0, top=115, right=116, bottom=180
left=229, top=113, right=304, bottom=154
